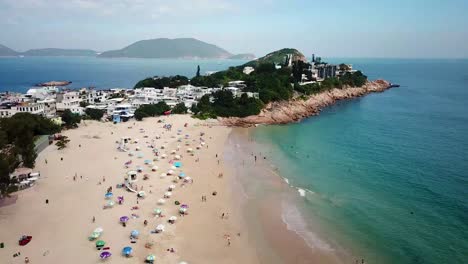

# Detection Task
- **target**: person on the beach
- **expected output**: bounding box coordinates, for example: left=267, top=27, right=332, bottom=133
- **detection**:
left=144, top=220, right=148, bottom=226
left=221, top=213, right=224, bottom=219
left=227, top=236, right=231, bottom=246
left=254, top=156, right=257, bottom=162
left=60, top=157, right=63, bottom=161
left=45, top=199, right=49, bottom=204
left=92, top=216, right=95, bottom=223
left=102, top=176, right=105, bottom=182
left=24, top=256, right=29, bottom=263
left=45, top=159, right=47, bottom=164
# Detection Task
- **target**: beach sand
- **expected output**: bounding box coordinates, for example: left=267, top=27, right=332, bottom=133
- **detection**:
left=0, top=115, right=257, bottom=264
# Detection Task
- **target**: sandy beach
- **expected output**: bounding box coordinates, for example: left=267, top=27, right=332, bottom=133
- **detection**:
left=0, top=115, right=258, bottom=264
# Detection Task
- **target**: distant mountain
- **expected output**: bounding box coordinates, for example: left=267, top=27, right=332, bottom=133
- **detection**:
left=0, top=44, right=18, bottom=56
left=244, top=48, right=306, bottom=67
left=22, top=48, right=97, bottom=57
left=98, top=38, right=232, bottom=59
left=229, top=53, right=256, bottom=60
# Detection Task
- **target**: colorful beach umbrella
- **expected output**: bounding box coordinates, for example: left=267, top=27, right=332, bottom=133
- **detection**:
left=122, top=246, right=132, bottom=256
left=178, top=172, right=186, bottom=178
left=104, top=192, right=113, bottom=199
left=174, top=161, right=182, bottom=167
left=91, top=231, right=101, bottom=239
left=130, top=230, right=139, bottom=238
left=96, top=240, right=106, bottom=247
left=120, top=216, right=129, bottom=223
left=146, top=254, right=156, bottom=262
left=100, top=251, right=111, bottom=259
left=154, top=208, right=162, bottom=215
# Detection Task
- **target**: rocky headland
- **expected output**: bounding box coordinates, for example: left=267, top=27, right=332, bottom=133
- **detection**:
left=220, top=79, right=392, bottom=127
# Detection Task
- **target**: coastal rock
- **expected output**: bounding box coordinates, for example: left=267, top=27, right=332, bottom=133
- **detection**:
left=220, top=79, right=391, bottom=127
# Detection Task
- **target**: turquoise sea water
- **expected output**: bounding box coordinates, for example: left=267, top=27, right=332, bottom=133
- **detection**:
left=252, top=59, right=468, bottom=263
left=0, top=56, right=246, bottom=92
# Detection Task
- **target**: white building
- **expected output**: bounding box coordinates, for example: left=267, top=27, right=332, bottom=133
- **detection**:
left=243, top=66, right=255, bottom=75
left=56, top=91, right=84, bottom=115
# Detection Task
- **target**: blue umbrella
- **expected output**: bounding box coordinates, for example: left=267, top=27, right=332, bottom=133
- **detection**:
left=144, top=159, right=151, bottom=164
left=179, top=172, right=186, bottom=178
left=174, top=161, right=182, bottom=168
left=130, top=230, right=139, bottom=238
left=105, top=192, right=113, bottom=199
left=122, top=246, right=132, bottom=256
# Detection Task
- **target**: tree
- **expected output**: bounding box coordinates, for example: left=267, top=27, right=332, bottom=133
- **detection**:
left=61, top=109, right=81, bottom=128
left=134, top=76, right=189, bottom=89
left=134, top=102, right=171, bottom=121
left=79, top=101, right=89, bottom=108
left=196, top=65, right=201, bottom=77
left=55, top=136, right=70, bottom=150
left=172, top=103, right=188, bottom=114
left=85, top=108, right=105, bottom=120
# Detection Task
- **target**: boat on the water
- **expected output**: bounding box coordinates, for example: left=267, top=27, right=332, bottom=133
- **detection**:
left=388, top=83, right=400, bottom=88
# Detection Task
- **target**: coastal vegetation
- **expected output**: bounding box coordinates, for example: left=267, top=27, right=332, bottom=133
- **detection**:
left=0, top=113, right=61, bottom=196
left=171, top=103, right=188, bottom=114
left=134, top=102, right=171, bottom=121
left=60, top=109, right=82, bottom=128
left=84, top=108, right=105, bottom=120
left=55, top=136, right=70, bottom=150
left=134, top=76, right=189, bottom=89
left=191, top=90, right=263, bottom=118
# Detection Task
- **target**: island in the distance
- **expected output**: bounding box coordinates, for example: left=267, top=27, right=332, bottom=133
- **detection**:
left=0, top=38, right=253, bottom=59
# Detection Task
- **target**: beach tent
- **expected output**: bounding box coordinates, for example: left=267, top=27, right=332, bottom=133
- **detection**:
left=157, top=199, right=166, bottom=205
left=122, top=246, right=132, bottom=257
left=164, top=192, right=172, bottom=198
left=174, top=161, right=182, bottom=168
left=100, top=251, right=111, bottom=260
left=155, top=224, right=165, bottom=233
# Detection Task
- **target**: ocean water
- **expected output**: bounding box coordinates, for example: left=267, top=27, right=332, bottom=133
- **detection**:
left=251, top=59, right=468, bottom=263
left=0, top=56, right=246, bottom=92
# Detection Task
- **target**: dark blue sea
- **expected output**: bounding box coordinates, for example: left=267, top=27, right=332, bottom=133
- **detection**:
left=1, top=57, right=467, bottom=263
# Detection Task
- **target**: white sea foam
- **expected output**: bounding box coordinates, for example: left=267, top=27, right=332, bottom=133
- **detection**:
left=281, top=202, right=334, bottom=251
left=283, top=177, right=290, bottom=184
left=297, top=188, right=306, bottom=197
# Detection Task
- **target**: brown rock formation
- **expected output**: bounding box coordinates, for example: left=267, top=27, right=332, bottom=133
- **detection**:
left=220, top=79, right=392, bottom=127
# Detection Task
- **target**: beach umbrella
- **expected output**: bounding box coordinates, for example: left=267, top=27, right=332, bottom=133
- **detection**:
left=196, top=145, right=201, bottom=149
left=171, top=165, right=177, bottom=170
left=137, top=153, right=144, bottom=158
left=177, top=145, right=181, bottom=150
left=164, top=192, right=172, bottom=198
left=160, top=173, right=167, bottom=178
left=106, top=200, right=115, bottom=207
left=187, top=148, right=193, bottom=153
left=138, top=191, right=146, bottom=197
left=152, top=166, right=158, bottom=171
left=179, top=262, right=188, bottom=264
left=120, top=216, right=129, bottom=223
left=185, top=134, right=190, bottom=138
left=105, top=192, right=113, bottom=199
left=184, top=177, right=192, bottom=183
left=178, top=172, right=186, bottom=178
left=157, top=199, right=166, bottom=205
left=91, top=231, right=101, bottom=239
left=200, top=142, right=206, bottom=145
left=144, top=159, right=152, bottom=164
left=169, top=216, right=177, bottom=223
left=122, top=246, right=132, bottom=256
left=168, top=185, right=176, bottom=191
left=185, top=141, right=190, bottom=146
left=100, top=251, right=111, bottom=260
left=161, top=154, right=167, bottom=159
left=174, top=155, right=181, bottom=160
left=136, top=146, right=141, bottom=151
left=130, top=230, right=139, bottom=238
left=146, top=254, right=156, bottom=262
left=154, top=208, right=162, bottom=215
left=129, top=151, right=135, bottom=156
left=181, top=204, right=189, bottom=208
left=155, top=224, right=165, bottom=232
left=96, top=240, right=106, bottom=247
left=136, top=166, right=143, bottom=172
left=161, top=145, right=166, bottom=149
left=168, top=170, right=174, bottom=175
left=171, top=150, right=176, bottom=154
left=174, top=161, right=182, bottom=168
left=94, top=227, right=104, bottom=233
left=179, top=207, right=187, bottom=214
left=127, top=170, right=137, bottom=176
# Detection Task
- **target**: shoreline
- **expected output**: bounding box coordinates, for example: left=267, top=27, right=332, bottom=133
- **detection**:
left=224, top=128, right=346, bottom=264
left=221, top=79, right=392, bottom=127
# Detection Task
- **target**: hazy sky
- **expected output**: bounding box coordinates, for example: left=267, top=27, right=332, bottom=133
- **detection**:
left=1, top=0, right=467, bottom=58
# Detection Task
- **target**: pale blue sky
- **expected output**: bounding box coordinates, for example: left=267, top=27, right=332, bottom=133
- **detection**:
left=1, top=0, right=467, bottom=58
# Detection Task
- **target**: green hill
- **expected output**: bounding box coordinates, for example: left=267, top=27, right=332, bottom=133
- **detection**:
left=0, top=44, right=18, bottom=56
left=244, top=48, right=306, bottom=67
left=22, top=48, right=97, bottom=57
left=99, top=38, right=232, bottom=59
